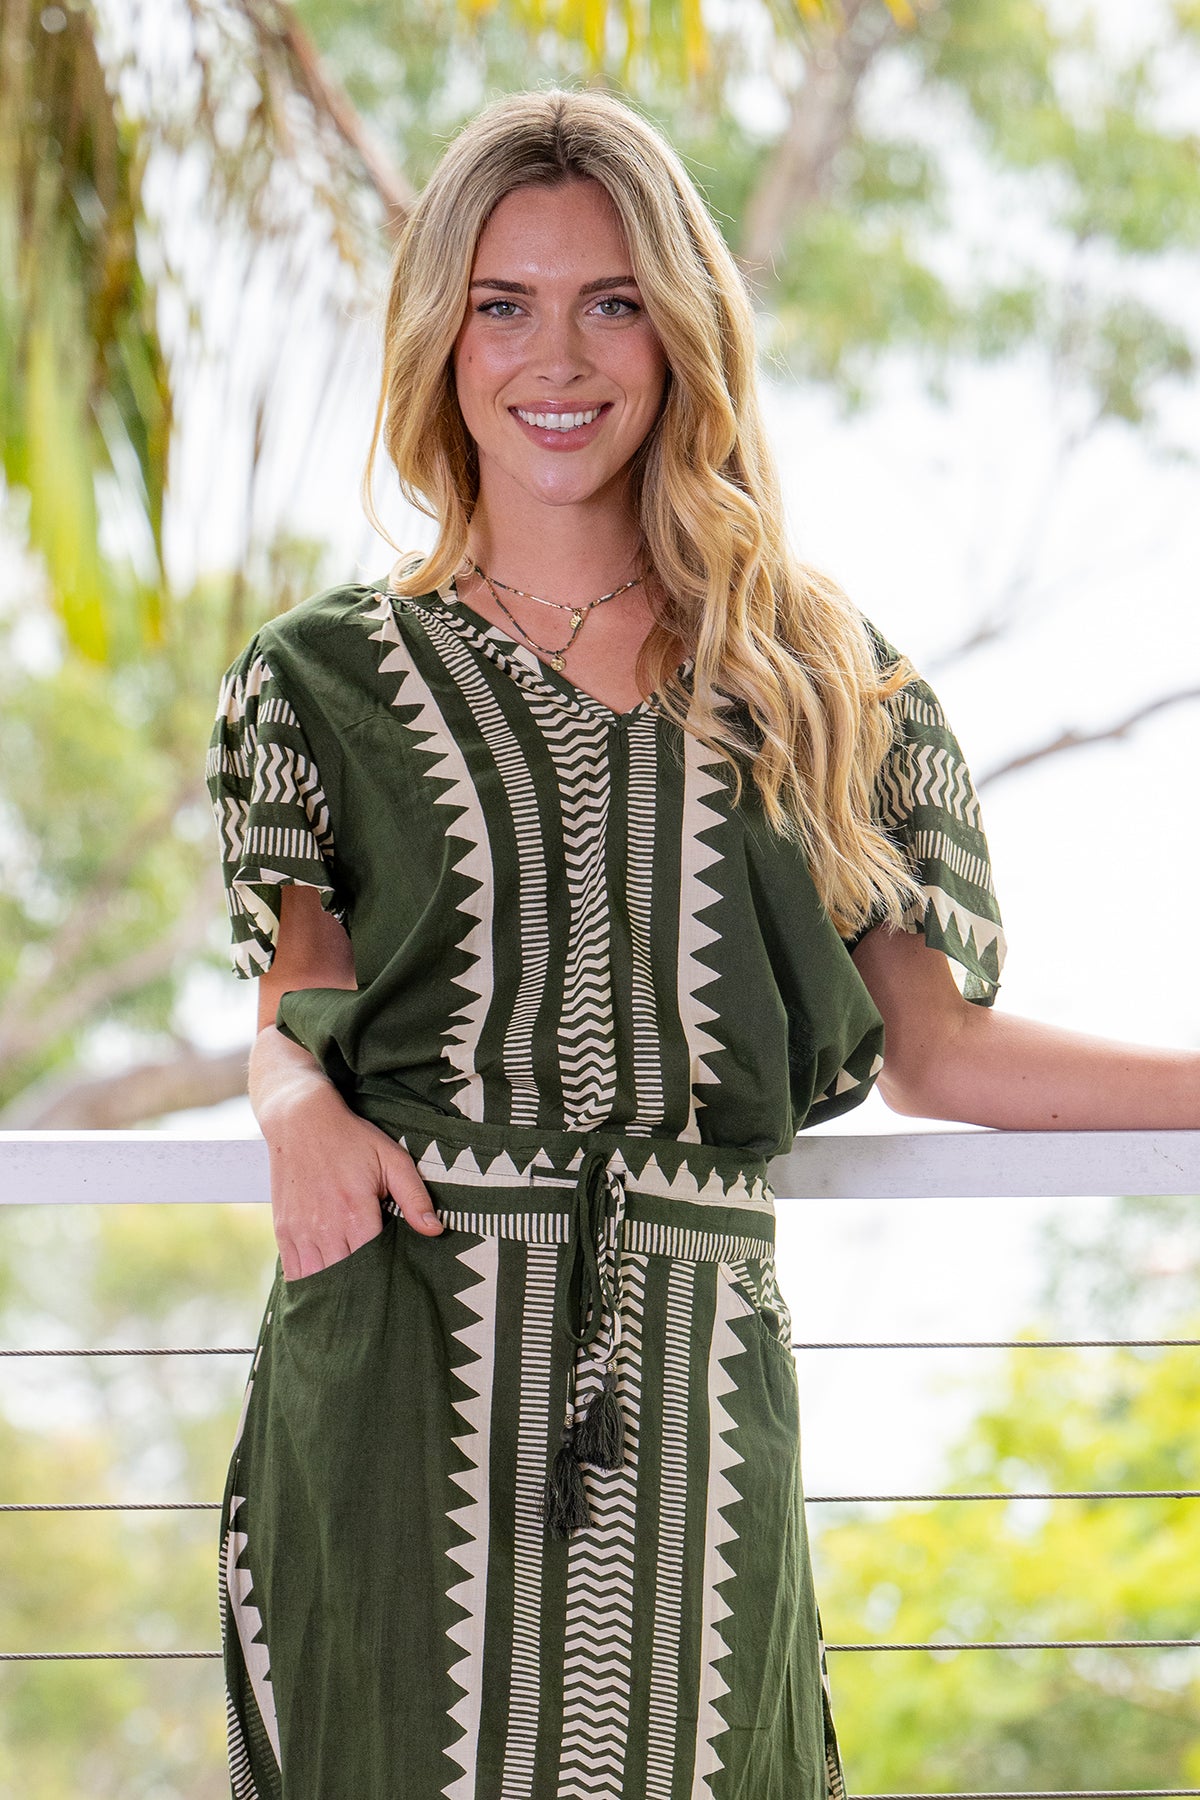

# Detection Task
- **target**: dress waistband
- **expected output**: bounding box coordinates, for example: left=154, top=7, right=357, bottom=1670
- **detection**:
left=351, top=1084, right=775, bottom=1209
left=353, top=1087, right=775, bottom=1539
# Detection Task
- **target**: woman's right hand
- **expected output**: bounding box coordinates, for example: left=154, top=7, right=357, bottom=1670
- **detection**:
left=259, top=1075, right=445, bottom=1281
left=246, top=886, right=444, bottom=1279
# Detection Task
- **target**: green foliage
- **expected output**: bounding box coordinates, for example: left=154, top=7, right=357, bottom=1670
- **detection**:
left=769, top=209, right=962, bottom=397
left=0, top=6, right=171, bottom=662
left=0, top=1201, right=277, bottom=1798
left=0, top=539, right=326, bottom=1110
left=818, top=1330, right=1200, bottom=1789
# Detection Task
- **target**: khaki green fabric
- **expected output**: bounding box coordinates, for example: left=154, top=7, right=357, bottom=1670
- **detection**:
left=207, top=577, right=1004, bottom=1799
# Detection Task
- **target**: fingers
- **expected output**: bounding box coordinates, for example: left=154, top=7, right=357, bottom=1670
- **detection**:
left=383, top=1141, right=444, bottom=1234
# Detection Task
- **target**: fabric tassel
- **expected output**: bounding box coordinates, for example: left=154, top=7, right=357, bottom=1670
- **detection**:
left=572, top=1367, right=626, bottom=1470
left=542, top=1426, right=592, bottom=1537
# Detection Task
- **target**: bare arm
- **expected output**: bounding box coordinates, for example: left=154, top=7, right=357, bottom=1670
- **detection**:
left=852, top=924, right=1200, bottom=1130
left=251, top=884, right=443, bottom=1279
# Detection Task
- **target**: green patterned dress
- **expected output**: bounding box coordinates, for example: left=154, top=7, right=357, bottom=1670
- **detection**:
left=206, top=571, right=1004, bottom=1800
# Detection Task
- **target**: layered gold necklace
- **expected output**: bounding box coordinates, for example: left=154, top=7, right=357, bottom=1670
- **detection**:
left=469, top=561, right=643, bottom=672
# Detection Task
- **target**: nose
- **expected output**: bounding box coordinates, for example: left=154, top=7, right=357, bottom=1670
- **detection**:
left=529, top=307, right=591, bottom=387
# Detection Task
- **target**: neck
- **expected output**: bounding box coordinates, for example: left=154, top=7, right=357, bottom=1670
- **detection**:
left=467, top=488, right=644, bottom=603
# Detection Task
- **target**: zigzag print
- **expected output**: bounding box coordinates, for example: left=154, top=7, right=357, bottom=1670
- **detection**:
left=251, top=742, right=334, bottom=853
left=676, top=731, right=727, bottom=1141
left=624, top=717, right=667, bottom=1133
left=219, top=795, right=249, bottom=862
left=874, top=750, right=912, bottom=831
left=415, top=608, right=552, bottom=1128
left=363, top=594, right=494, bottom=1119
left=441, top=1237, right=499, bottom=1800
left=895, top=688, right=944, bottom=732
left=691, top=1275, right=747, bottom=1800
left=644, top=1257, right=692, bottom=1800
left=516, top=696, right=618, bottom=1131
left=908, top=744, right=983, bottom=828
left=557, top=1221, right=643, bottom=1800
left=500, top=1246, right=559, bottom=1800
left=216, top=650, right=270, bottom=725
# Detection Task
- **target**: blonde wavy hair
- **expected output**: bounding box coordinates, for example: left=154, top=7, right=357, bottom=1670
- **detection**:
left=363, top=87, right=920, bottom=935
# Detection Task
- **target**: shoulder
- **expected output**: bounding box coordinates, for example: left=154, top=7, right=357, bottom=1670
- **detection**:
left=252, top=577, right=398, bottom=665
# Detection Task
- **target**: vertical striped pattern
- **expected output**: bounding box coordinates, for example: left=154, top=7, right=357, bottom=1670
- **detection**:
left=442, top=1237, right=500, bottom=1800
left=419, top=609, right=552, bottom=1128
left=624, top=717, right=666, bottom=1135
left=500, top=1245, right=559, bottom=1800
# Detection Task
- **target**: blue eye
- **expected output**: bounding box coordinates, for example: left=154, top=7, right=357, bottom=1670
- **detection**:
left=479, top=299, right=521, bottom=318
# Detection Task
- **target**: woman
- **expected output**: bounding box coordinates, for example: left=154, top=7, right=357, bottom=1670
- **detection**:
left=207, top=88, right=1198, bottom=1800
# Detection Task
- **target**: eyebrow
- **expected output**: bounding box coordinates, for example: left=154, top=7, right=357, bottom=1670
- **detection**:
left=468, top=275, right=639, bottom=296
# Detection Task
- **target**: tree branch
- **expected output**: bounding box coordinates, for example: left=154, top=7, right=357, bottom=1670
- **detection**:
left=739, top=0, right=896, bottom=280
left=1, top=1042, right=252, bottom=1129
left=977, top=687, right=1200, bottom=788
left=249, top=0, right=416, bottom=238
left=0, top=871, right=224, bottom=1068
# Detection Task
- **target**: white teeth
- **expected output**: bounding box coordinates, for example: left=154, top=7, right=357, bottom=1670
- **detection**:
left=515, top=407, right=602, bottom=431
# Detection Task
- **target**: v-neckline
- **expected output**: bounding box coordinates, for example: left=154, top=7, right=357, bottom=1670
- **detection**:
left=396, top=575, right=690, bottom=724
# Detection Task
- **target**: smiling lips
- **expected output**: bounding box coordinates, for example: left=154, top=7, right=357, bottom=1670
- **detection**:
left=511, top=402, right=611, bottom=440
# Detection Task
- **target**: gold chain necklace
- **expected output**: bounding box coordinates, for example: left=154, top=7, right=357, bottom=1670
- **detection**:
left=469, top=561, right=642, bottom=672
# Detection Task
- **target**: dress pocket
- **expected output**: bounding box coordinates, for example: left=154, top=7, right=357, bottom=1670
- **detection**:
left=718, top=1256, right=797, bottom=1366
left=281, top=1216, right=391, bottom=1295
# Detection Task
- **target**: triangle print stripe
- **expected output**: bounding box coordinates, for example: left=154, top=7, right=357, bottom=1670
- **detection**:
left=362, top=594, right=495, bottom=1120
left=416, top=608, right=553, bottom=1129
left=644, top=1256, right=694, bottom=1800
left=675, top=732, right=727, bottom=1141
left=442, top=1236, right=500, bottom=1800
left=690, top=1272, right=746, bottom=1800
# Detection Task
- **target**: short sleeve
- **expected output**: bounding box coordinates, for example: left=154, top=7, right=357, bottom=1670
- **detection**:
left=205, top=638, right=345, bottom=978
left=860, top=637, right=1007, bottom=1005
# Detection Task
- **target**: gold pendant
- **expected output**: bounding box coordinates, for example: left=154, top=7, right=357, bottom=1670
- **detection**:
left=551, top=652, right=565, bottom=672
left=569, top=609, right=583, bottom=629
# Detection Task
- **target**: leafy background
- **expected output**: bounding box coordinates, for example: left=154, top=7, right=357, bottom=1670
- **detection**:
left=1, top=0, right=1197, bottom=1791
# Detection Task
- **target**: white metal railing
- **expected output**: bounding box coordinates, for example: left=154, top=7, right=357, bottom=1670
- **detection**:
left=1, top=1128, right=1198, bottom=1800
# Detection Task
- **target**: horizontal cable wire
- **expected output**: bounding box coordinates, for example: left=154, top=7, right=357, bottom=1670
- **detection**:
left=3, top=1338, right=1197, bottom=1357
left=0, top=1502, right=220, bottom=1513
left=0, top=1346, right=255, bottom=1357
left=792, top=1339, right=1200, bottom=1351
left=827, top=1639, right=1200, bottom=1652
left=7, top=1489, right=1199, bottom=1513
left=6, top=1643, right=1197, bottom=1663
left=807, top=1490, right=1200, bottom=1504
left=850, top=1789, right=1200, bottom=1798
left=0, top=1650, right=220, bottom=1661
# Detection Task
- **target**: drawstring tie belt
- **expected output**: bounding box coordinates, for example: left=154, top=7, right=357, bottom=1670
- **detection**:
left=542, top=1148, right=629, bottom=1538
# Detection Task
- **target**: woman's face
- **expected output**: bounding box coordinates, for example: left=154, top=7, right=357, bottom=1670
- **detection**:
left=452, top=178, right=669, bottom=515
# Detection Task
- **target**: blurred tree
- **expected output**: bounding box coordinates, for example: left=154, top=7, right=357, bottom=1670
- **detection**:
left=816, top=1325, right=1200, bottom=1789
left=0, top=1199, right=277, bottom=1798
